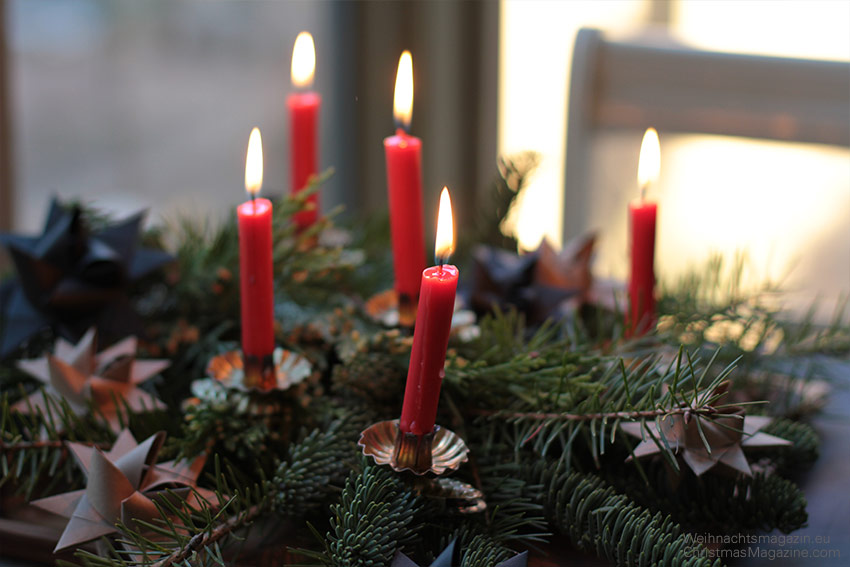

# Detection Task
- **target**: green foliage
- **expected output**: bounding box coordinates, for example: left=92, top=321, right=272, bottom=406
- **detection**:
left=322, top=462, right=423, bottom=567
left=272, top=415, right=367, bottom=518
left=459, top=534, right=514, bottom=567
left=600, top=454, right=809, bottom=536
left=2, top=159, right=838, bottom=567
left=759, top=418, right=820, bottom=476
left=657, top=254, right=850, bottom=419
left=69, top=456, right=271, bottom=567
left=526, top=460, right=722, bottom=567
left=445, top=308, right=604, bottom=413
left=0, top=390, right=161, bottom=499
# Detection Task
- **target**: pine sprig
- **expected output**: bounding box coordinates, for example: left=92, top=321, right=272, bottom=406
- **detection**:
left=69, top=456, right=271, bottom=567
left=756, top=418, right=820, bottom=476
left=459, top=534, right=515, bottom=567
left=272, top=414, right=369, bottom=518
left=451, top=309, right=744, bottom=473
left=525, top=460, right=722, bottom=567
left=1, top=392, right=116, bottom=499
left=312, top=462, right=423, bottom=567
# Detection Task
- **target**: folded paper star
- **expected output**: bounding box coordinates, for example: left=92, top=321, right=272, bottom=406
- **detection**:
left=32, top=430, right=214, bottom=552
left=392, top=540, right=527, bottom=567
left=620, top=406, right=791, bottom=477
left=0, top=199, right=172, bottom=357
left=14, top=328, right=168, bottom=431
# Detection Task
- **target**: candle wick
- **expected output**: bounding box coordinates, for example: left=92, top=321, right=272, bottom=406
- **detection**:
left=394, top=124, right=408, bottom=136
left=640, top=185, right=647, bottom=202
left=250, top=193, right=256, bottom=211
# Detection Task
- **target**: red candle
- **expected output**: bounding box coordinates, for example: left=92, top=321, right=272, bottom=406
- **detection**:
left=384, top=51, right=426, bottom=325
left=238, top=128, right=275, bottom=361
left=288, top=31, right=320, bottom=230
left=628, top=128, right=660, bottom=336
left=400, top=188, right=458, bottom=436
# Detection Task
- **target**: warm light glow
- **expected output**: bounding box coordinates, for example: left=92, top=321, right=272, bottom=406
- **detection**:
left=291, top=31, right=316, bottom=88
left=637, top=127, right=660, bottom=196
left=435, top=187, right=455, bottom=261
left=244, top=128, right=263, bottom=196
left=499, top=0, right=647, bottom=250
left=674, top=0, right=850, bottom=62
left=393, top=51, right=414, bottom=129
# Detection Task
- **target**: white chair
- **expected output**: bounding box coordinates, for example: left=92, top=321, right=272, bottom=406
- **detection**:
left=563, top=27, right=850, bottom=242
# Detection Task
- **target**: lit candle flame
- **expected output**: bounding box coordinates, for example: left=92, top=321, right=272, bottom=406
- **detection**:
left=393, top=51, right=413, bottom=130
left=435, top=187, right=454, bottom=263
left=637, top=127, right=660, bottom=199
left=245, top=127, right=263, bottom=197
left=291, top=31, right=316, bottom=88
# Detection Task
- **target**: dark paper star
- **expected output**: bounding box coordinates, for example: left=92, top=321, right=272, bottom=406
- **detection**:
left=0, top=199, right=172, bottom=357
left=469, top=234, right=595, bottom=326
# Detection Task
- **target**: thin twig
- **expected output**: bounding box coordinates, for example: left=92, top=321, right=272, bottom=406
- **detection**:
left=150, top=503, right=265, bottom=567
left=471, top=405, right=717, bottom=422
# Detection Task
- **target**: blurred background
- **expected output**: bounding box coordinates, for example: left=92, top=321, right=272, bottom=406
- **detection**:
left=0, top=0, right=848, bottom=318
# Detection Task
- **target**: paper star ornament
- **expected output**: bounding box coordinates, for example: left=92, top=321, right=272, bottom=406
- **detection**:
left=31, top=430, right=214, bottom=552
left=392, top=540, right=527, bottom=567
left=14, top=328, right=168, bottom=431
left=0, top=199, right=172, bottom=357
left=620, top=408, right=791, bottom=477
left=470, top=234, right=596, bottom=327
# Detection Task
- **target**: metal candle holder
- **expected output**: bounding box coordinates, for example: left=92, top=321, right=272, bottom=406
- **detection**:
left=358, top=419, right=469, bottom=476
left=242, top=353, right=276, bottom=390
left=206, top=347, right=312, bottom=392
left=365, top=289, right=417, bottom=328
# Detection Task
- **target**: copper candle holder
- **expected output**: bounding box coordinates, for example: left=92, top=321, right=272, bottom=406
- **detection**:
left=206, top=347, right=311, bottom=392
left=410, top=476, right=486, bottom=514
left=358, top=419, right=469, bottom=476
left=365, top=289, right=417, bottom=328
left=242, top=352, right=276, bottom=390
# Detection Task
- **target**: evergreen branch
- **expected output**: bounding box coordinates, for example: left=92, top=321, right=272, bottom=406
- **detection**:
left=147, top=502, right=264, bottom=567
left=78, top=458, right=273, bottom=567
left=473, top=405, right=725, bottom=423
left=524, top=460, right=722, bottom=567
left=313, top=461, right=423, bottom=566
left=460, top=533, right=514, bottom=566
left=602, top=458, right=809, bottom=535
left=272, top=413, right=370, bottom=518
left=1, top=392, right=115, bottom=498
left=759, top=418, right=819, bottom=476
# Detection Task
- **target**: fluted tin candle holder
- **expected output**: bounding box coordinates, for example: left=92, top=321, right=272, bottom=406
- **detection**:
left=410, top=476, right=486, bottom=514
left=365, top=289, right=417, bottom=328
left=358, top=419, right=469, bottom=476
left=206, top=347, right=311, bottom=392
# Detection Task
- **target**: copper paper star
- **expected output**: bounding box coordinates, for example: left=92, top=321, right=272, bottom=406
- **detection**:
left=31, top=430, right=214, bottom=552
left=620, top=409, right=791, bottom=477
left=14, top=328, right=168, bottom=431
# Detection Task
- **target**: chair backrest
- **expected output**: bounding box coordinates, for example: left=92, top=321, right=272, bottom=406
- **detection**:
left=563, top=27, right=850, bottom=242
